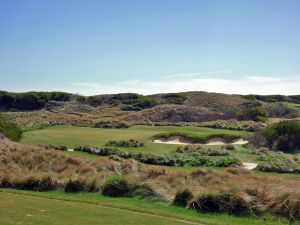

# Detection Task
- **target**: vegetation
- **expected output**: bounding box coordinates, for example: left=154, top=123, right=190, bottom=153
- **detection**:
left=0, top=91, right=71, bottom=111
left=1, top=91, right=298, bottom=124
left=1, top=136, right=300, bottom=223
left=154, top=132, right=243, bottom=144
left=243, top=94, right=300, bottom=104
left=1, top=190, right=292, bottom=225
left=197, top=119, right=261, bottom=131
left=173, top=189, right=193, bottom=207
left=74, top=146, right=242, bottom=167
left=237, top=104, right=268, bottom=122
left=189, top=192, right=257, bottom=216
left=102, top=175, right=131, bottom=197
left=106, top=139, right=145, bottom=148
left=0, top=113, right=22, bottom=141
left=255, top=151, right=300, bottom=174
left=251, top=120, right=300, bottom=153
left=176, top=145, right=230, bottom=156
left=21, top=125, right=248, bottom=154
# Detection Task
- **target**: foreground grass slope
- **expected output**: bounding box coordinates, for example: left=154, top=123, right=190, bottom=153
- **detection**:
left=0, top=189, right=292, bottom=225
left=21, top=125, right=248, bottom=153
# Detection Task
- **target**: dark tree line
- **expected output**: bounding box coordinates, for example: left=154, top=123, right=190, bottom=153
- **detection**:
left=0, top=91, right=71, bottom=111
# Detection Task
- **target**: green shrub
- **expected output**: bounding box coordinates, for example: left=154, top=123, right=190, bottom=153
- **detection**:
left=173, top=189, right=193, bottom=207
left=105, top=139, right=145, bottom=148
left=237, top=105, right=268, bottom=122
left=0, top=113, right=22, bottom=141
left=264, top=120, right=300, bottom=153
left=102, top=176, right=131, bottom=197
left=225, top=144, right=235, bottom=150
left=65, top=179, right=86, bottom=192
left=176, top=145, right=229, bottom=156
left=75, top=146, right=241, bottom=167
left=153, top=132, right=242, bottom=144
left=132, top=184, right=161, bottom=200
left=251, top=120, right=300, bottom=153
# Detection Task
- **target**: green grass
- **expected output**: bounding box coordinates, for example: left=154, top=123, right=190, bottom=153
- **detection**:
left=284, top=102, right=300, bottom=113
left=0, top=189, right=293, bottom=225
left=22, top=125, right=249, bottom=154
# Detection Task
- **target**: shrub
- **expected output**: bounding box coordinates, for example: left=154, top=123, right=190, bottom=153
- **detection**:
left=132, top=184, right=161, bottom=200
left=93, top=121, right=129, bottom=128
left=1, top=175, right=59, bottom=191
left=65, top=179, right=86, bottom=192
left=105, top=139, right=145, bottom=148
left=102, top=176, right=131, bottom=197
left=176, top=145, right=229, bottom=156
left=189, top=192, right=253, bottom=215
left=75, top=146, right=241, bottom=167
left=0, top=113, right=22, bottom=141
left=237, top=105, right=268, bottom=122
left=225, top=144, right=235, bottom=150
left=0, top=91, right=72, bottom=110
left=251, top=120, right=300, bottom=153
left=264, top=120, right=300, bottom=153
left=173, top=189, right=193, bottom=207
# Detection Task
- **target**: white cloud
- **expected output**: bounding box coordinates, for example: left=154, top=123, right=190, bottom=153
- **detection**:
left=163, top=70, right=233, bottom=79
left=66, top=75, right=300, bottom=96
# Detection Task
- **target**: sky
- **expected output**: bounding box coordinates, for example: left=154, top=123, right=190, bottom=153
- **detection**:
left=0, top=0, right=299, bottom=95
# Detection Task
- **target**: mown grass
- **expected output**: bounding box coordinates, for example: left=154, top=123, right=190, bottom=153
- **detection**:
left=0, top=189, right=293, bottom=225
left=22, top=125, right=249, bottom=154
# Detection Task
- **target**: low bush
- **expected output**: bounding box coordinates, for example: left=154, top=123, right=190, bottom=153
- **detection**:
left=176, top=145, right=229, bottom=156
left=197, top=119, right=259, bottom=131
left=189, top=192, right=255, bottom=215
left=74, top=146, right=242, bottom=167
left=237, top=103, right=268, bottom=122
left=225, top=144, right=235, bottom=150
left=173, top=189, right=193, bottom=207
left=153, top=132, right=243, bottom=144
left=93, top=121, right=130, bottom=128
left=105, top=139, right=145, bottom=148
left=101, top=176, right=131, bottom=197
left=256, top=151, right=300, bottom=174
left=65, top=179, right=86, bottom=192
left=132, top=184, right=161, bottom=200
left=43, top=144, right=67, bottom=151
left=0, top=175, right=59, bottom=191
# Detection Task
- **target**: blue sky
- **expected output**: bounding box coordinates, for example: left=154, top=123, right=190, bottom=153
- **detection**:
left=0, top=0, right=299, bottom=95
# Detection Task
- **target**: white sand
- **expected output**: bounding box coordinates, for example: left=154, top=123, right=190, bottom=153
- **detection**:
left=153, top=136, right=248, bottom=146
left=242, top=163, right=258, bottom=170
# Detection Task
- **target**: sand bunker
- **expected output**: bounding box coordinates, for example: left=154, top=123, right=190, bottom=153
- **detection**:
left=243, top=163, right=258, bottom=170
left=153, top=136, right=248, bottom=146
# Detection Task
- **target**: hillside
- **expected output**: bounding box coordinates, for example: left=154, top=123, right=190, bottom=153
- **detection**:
left=1, top=91, right=299, bottom=125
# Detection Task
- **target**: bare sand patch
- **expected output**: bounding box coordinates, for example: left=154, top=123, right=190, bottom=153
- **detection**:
left=153, top=136, right=248, bottom=146
left=243, top=163, right=258, bottom=170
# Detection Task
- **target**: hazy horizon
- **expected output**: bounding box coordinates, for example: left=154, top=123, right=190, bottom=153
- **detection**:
left=0, top=0, right=299, bottom=95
